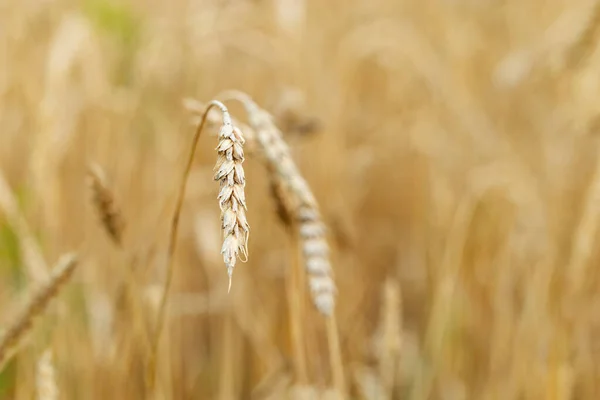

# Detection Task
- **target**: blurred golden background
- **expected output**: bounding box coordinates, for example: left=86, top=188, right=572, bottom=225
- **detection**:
left=1, top=0, right=600, bottom=398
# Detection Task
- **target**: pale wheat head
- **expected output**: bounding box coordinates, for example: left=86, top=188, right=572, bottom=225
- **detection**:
left=214, top=114, right=250, bottom=291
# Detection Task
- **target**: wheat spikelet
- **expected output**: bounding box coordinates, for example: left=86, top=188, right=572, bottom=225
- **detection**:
left=36, top=349, right=58, bottom=400
left=87, top=163, right=125, bottom=246
left=0, top=253, right=78, bottom=370
left=218, top=91, right=335, bottom=317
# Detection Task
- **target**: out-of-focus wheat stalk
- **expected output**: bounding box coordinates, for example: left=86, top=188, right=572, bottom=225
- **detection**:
left=36, top=348, right=58, bottom=400
left=0, top=253, right=78, bottom=370
left=566, top=142, right=600, bottom=299
left=148, top=100, right=248, bottom=392
left=87, top=163, right=125, bottom=247
left=414, top=194, right=477, bottom=400
left=218, top=314, right=236, bottom=400
left=266, top=166, right=308, bottom=383
left=0, top=169, right=49, bottom=283
left=379, top=278, right=402, bottom=399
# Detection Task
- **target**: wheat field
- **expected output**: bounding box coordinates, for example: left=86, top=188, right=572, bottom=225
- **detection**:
left=1, top=0, right=600, bottom=399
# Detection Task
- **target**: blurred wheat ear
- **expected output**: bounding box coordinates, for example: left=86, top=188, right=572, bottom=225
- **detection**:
left=87, top=163, right=125, bottom=247
left=0, top=253, right=78, bottom=371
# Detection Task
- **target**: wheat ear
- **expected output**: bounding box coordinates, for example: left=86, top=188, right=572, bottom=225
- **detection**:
left=218, top=91, right=335, bottom=317
left=87, top=163, right=125, bottom=247
left=148, top=100, right=248, bottom=390
left=0, top=253, right=78, bottom=370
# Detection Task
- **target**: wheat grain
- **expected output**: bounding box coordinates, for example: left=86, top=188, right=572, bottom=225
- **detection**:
left=0, top=253, right=78, bottom=370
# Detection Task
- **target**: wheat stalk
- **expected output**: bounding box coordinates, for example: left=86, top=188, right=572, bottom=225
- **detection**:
left=148, top=100, right=249, bottom=391
left=267, top=165, right=309, bottom=382
left=0, top=169, right=49, bottom=283
left=0, top=253, right=78, bottom=370
left=379, top=278, right=403, bottom=399
left=87, top=163, right=125, bottom=247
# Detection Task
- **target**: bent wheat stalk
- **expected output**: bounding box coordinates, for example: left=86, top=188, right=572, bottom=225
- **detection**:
left=0, top=253, right=78, bottom=371
left=148, top=100, right=249, bottom=391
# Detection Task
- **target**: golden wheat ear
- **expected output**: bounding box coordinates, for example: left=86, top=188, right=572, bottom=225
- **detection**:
left=0, top=253, right=78, bottom=370
left=87, top=163, right=125, bottom=247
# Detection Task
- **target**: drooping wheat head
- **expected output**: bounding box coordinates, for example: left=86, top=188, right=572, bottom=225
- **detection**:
left=214, top=114, right=250, bottom=291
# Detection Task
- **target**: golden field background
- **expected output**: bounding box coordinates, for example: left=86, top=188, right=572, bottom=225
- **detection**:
left=2, top=0, right=600, bottom=398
